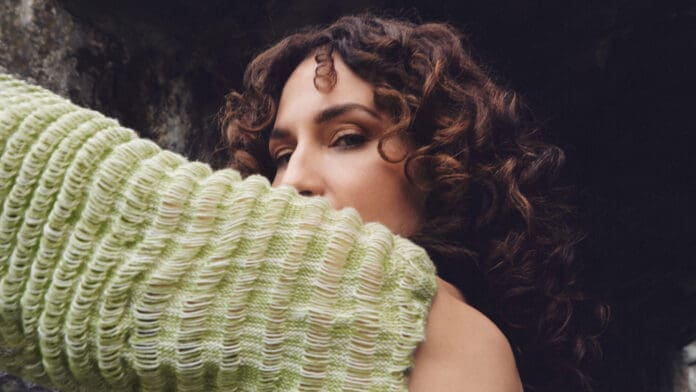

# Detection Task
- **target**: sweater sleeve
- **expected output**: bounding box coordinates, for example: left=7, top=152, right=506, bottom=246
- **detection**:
left=0, top=74, right=437, bottom=392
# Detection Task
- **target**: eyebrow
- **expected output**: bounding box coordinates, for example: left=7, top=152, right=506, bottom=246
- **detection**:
left=269, top=103, right=380, bottom=140
left=314, top=103, right=380, bottom=124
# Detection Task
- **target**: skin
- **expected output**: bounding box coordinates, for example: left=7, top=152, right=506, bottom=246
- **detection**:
left=270, top=53, right=523, bottom=391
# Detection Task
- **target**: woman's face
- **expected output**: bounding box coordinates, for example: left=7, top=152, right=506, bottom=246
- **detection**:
left=269, top=53, right=424, bottom=236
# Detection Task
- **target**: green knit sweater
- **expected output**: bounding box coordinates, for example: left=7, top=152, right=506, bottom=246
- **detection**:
left=0, top=74, right=437, bottom=391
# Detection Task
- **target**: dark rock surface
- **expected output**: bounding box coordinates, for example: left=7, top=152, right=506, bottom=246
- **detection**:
left=0, top=0, right=222, bottom=167
left=1, top=1, right=694, bottom=391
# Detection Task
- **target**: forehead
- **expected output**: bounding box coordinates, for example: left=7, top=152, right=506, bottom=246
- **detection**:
left=277, top=53, right=376, bottom=116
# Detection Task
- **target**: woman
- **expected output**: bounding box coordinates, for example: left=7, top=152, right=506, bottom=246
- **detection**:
left=221, top=15, right=607, bottom=391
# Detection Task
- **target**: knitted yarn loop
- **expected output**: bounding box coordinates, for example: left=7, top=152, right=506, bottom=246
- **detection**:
left=0, top=74, right=437, bottom=391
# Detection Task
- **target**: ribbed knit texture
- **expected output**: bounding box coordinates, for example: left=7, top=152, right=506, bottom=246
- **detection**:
left=0, top=74, right=437, bottom=391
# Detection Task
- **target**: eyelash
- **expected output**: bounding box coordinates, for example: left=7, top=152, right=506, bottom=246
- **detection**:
left=272, top=130, right=368, bottom=167
left=332, top=132, right=367, bottom=148
left=274, top=151, right=292, bottom=167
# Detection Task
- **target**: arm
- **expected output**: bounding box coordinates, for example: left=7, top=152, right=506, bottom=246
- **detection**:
left=0, top=74, right=437, bottom=391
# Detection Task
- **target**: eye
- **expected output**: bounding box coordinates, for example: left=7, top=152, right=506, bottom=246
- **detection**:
left=331, top=131, right=367, bottom=148
left=273, top=149, right=293, bottom=167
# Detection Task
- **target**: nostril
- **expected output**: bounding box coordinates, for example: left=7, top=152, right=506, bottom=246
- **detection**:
left=299, top=190, right=313, bottom=197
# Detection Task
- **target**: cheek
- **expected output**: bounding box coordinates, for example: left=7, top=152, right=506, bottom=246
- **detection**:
left=328, top=152, right=396, bottom=200
left=325, top=151, right=419, bottom=232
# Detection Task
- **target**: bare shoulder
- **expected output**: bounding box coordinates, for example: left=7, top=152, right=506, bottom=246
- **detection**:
left=408, top=277, right=523, bottom=392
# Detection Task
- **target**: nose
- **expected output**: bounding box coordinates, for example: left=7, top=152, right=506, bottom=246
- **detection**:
left=275, top=144, right=324, bottom=197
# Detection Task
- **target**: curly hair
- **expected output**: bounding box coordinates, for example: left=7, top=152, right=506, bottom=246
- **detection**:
left=219, top=14, right=608, bottom=392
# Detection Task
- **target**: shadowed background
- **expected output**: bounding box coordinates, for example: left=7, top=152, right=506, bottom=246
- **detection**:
left=1, top=0, right=694, bottom=391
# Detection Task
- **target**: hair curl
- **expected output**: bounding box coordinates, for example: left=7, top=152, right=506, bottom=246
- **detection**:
left=220, top=14, right=608, bottom=392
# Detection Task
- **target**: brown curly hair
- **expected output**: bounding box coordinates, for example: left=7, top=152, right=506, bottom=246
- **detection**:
left=220, top=14, right=608, bottom=392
